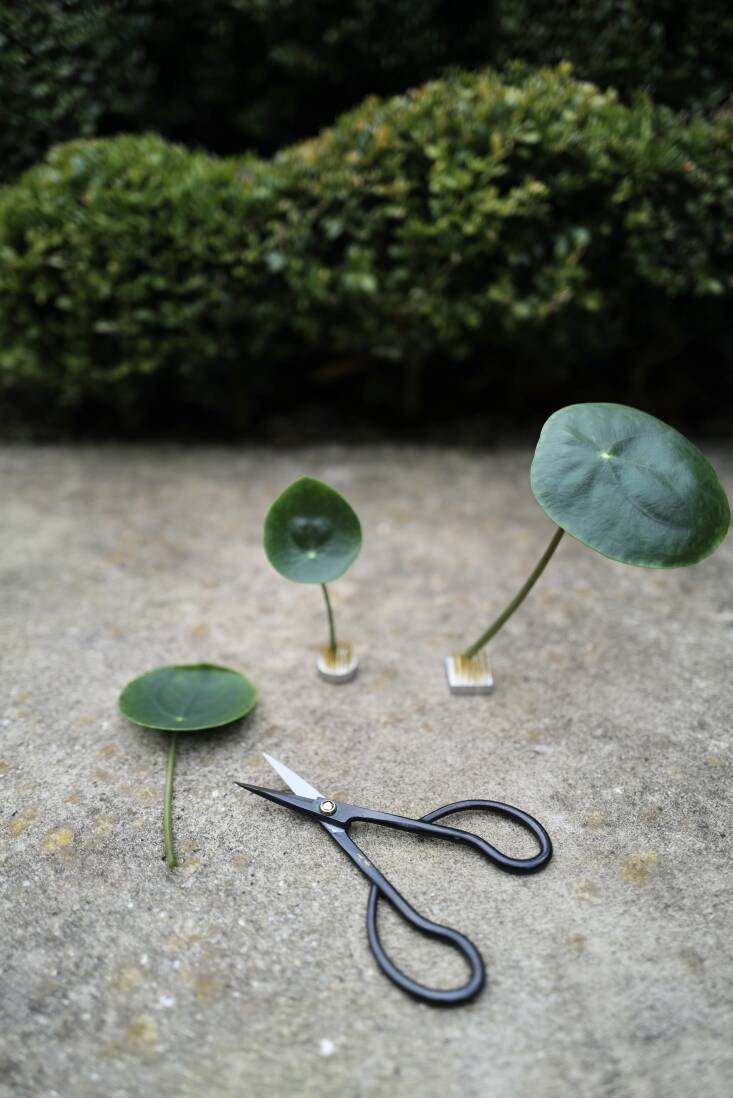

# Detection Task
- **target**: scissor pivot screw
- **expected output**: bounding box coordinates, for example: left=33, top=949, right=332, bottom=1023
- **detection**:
left=319, top=800, right=337, bottom=815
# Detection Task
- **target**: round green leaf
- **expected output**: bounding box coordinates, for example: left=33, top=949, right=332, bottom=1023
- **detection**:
left=264, top=476, right=362, bottom=583
left=118, top=664, right=257, bottom=732
left=530, top=403, right=730, bottom=568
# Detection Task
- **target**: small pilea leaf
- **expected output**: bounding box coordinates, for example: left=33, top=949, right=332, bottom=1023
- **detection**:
left=264, top=476, right=362, bottom=584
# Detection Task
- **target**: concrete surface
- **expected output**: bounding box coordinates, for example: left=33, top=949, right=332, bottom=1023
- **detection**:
left=1, top=443, right=732, bottom=1098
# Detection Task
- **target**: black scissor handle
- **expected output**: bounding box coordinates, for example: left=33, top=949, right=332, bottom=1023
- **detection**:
left=365, top=874, right=485, bottom=1006
left=326, top=823, right=485, bottom=1005
left=365, top=799, right=552, bottom=1006
left=417, top=798, right=553, bottom=873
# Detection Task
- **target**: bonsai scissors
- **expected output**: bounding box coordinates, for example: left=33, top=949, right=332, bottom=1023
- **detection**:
left=237, top=754, right=553, bottom=1006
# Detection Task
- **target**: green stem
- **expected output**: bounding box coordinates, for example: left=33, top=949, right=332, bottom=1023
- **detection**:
left=463, top=526, right=565, bottom=658
left=321, top=582, right=337, bottom=652
left=164, top=731, right=178, bottom=870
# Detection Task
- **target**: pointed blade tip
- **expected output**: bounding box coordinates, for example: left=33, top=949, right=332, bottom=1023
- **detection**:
left=261, top=753, right=324, bottom=799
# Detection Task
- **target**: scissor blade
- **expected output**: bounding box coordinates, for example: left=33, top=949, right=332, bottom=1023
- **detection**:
left=262, top=753, right=324, bottom=800
left=235, top=782, right=316, bottom=814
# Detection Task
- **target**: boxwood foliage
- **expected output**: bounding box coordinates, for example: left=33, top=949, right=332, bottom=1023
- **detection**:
left=157, top=0, right=733, bottom=153
left=1, top=66, right=731, bottom=431
left=3, top=2, right=732, bottom=184
left=144, top=0, right=496, bottom=155
left=496, top=1, right=733, bottom=115
left=0, top=0, right=153, bottom=183
left=0, top=136, right=297, bottom=428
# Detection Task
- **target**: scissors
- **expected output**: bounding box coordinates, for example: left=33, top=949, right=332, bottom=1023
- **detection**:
left=237, top=754, right=553, bottom=1006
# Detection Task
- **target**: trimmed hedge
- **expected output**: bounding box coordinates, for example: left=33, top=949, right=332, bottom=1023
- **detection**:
left=0, top=139, right=291, bottom=427
left=0, top=1, right=153, bottom=183
left=164, top=0, right=733, bottom=150
left=1, top=66, right=732, bottom=430
left=497, top=2, right=733, bottom=114
left=144, top=0, right=496, bottom=154
left=2, top=2, right=732, bottom=183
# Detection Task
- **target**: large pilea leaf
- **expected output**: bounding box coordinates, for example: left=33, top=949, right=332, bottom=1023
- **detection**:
left=530, top=403, right=729, bottom=567
left=264, top=477, right=362, bottom=583
left=118, top=664, right=257, bottom=731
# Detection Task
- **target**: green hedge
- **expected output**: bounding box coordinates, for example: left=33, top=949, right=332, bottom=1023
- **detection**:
left=496, top=1, right=733, bottom=114
left=0, top=138, right=291, bottom=427
left=0, top=1, right=153, bottom=183
left=143, top=1, right=496, bottom=155
left=1, top=66, right=731, bottom=430
left=0, top=0, right=496, bottom=179
left=163, top=0, right=733, bottom=150
left=3, top=2, right=732, bottom=183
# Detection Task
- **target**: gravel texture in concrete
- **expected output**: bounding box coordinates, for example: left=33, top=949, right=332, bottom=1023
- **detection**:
left=1, top=443, right=731, bottom=1098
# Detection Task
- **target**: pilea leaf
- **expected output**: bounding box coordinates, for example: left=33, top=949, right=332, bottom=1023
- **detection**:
left=530, top=403, right=729, bottom=567
left=119, top=664, right=257, bottom=731
left=264, top=476, right=362, bottom=584
left=118, top=664, right=257, bottom=869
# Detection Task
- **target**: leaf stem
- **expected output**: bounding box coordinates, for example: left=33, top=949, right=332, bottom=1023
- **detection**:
left=462, top=526, right=565, bottom=658
left=321, top=582, right=337, bottom=652
left=164, top=731, right=178, bottom=870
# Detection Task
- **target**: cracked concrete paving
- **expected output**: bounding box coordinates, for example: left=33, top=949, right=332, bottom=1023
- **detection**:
left=1, top=442, right=731, bottom=1098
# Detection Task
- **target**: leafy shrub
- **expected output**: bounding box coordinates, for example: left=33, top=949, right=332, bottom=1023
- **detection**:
left=4, top=2, right=731, bottom=185
left=262, top=65, right=733, bottom=415
left=0, top=0, right=499, bottom=178
left=496, top=1, right=733, bottom=114
left=1, top=67, right=731, bottom=431
left=0, top=134, right=300, bottom=428
left=0, top=1, right=153, bottom=183
left=142, top=1, right=733, bottom=155
left=143, top=0, right=496, bottom=154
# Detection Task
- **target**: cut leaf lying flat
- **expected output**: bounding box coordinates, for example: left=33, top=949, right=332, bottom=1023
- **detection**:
left=118, top=664, right=257, bottom=869
left=118, top=664, right=257, bottom=731
left=264, top=476, right=362, bottom=584
left=530, top=403, right=729, bottom=568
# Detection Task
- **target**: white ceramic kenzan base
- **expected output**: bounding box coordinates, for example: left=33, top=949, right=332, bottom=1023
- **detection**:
left=317, top=643, right=359, bottom=684
left=445, top=653, right=494, bottom=695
